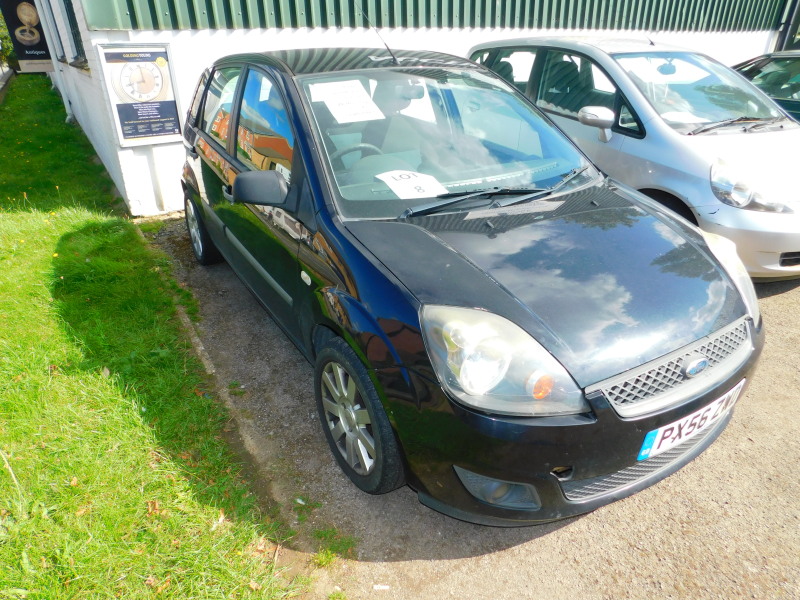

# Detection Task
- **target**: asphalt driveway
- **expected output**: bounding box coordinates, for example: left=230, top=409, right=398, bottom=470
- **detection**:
left=151, top=217, right=799, bottom=599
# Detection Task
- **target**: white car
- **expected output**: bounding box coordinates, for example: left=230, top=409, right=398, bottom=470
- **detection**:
left=469, top=37, right=800, bottom=279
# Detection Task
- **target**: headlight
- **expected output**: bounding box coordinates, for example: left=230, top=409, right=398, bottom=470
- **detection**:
left=420, top=305, right=588, bottom=417
left=701, top=231, right=760, bottom=323
left=710, top=160, right=791, bottom=213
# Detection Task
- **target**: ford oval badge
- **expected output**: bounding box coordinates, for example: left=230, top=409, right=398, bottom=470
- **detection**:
left=683, top=355, right=709, bottom=379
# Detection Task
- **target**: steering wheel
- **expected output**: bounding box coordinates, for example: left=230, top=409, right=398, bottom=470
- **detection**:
left=329, top=143, right=383, bottom=163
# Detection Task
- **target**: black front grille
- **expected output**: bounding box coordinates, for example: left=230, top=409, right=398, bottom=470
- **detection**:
left=561, top=416, right=724, bottom=501
left=780, top=252, right=800, bottom=267
left=595, top=319, right=749, bottom=415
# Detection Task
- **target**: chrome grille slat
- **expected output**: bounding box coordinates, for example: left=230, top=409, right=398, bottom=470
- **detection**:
left=593, top=319, right=750, bottom=416
left=561, top=416, right=722, bottom=501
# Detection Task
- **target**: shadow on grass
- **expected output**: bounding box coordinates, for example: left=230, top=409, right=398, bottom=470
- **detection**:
left=0, top=74, right=124, bottom=216
left=49, top=217, right=287, bottom=538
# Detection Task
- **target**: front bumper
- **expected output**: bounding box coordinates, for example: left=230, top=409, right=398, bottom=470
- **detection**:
left=382, top=322, right=763, bottom=526
left=697, top=203, right=800, bottom=279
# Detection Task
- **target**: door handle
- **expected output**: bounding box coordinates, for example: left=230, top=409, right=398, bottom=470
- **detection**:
left=187, top=146, right=198, bottom=159
left=222, top=185, right=234, bottom=203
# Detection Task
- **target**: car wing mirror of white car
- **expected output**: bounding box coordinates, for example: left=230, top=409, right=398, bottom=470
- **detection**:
left=233, top=170, right=289, bottom=207
left=578, top=106, right=615, bottom=143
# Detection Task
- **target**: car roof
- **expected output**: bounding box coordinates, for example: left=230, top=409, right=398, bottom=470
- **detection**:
left=213, top=47, right=477, bottom=76
left=470, top=35, right=689, bottom=56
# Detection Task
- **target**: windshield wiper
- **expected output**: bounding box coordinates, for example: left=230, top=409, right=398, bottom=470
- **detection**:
left=747, top=115, right=789, bottom=131
left=399, top=187, right=545, bottom=219
left=689, top=116, right=761, bottom=135
left=491, top=165, right=590, bottom=209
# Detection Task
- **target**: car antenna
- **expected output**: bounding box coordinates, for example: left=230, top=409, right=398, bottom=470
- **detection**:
left=355, top=1, right=399, bottom=65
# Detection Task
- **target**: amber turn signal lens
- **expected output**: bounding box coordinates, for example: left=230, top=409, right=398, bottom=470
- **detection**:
left=530, top=374, right=555, bottom=400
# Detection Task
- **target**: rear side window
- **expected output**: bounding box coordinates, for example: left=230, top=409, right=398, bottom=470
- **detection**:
left=187, top=69, right=210, bottom=126
left=201, top=67, right=241, bottom=146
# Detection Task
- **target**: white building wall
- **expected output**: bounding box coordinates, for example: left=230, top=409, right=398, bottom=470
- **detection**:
left=34, top=12, right=779, bottom=215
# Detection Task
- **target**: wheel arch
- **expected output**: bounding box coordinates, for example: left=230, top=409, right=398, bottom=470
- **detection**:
left=639, top=188, right=699, bottom=225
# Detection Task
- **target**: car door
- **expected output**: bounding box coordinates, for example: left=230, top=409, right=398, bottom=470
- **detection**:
left=196, top=64, right=306, bottom=341
left=530, top=49, right=645, bottom=177
left=194, top=65, right=242, bottom=245
left=221, top=66, right=307, bottom=340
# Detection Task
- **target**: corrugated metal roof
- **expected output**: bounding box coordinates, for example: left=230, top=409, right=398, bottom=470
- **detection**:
left=80, top=0, right=789, bottom=32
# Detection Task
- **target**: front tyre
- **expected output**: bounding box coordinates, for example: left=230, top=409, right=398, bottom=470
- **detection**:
left=184, top=194, right=221, bottom=265
left=314, top=338, right=405, bottom=494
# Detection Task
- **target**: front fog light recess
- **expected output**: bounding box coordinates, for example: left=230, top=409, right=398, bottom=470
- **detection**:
left=421, top=305, right=588, bottom=416
left=454, top=466, right=541, bottom=510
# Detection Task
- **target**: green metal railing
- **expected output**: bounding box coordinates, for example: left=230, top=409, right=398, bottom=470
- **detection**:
left=79, top=0, right=788, bottom=32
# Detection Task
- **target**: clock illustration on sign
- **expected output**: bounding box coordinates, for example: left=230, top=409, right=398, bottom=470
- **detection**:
left=116, top=61, right=168, bottom=102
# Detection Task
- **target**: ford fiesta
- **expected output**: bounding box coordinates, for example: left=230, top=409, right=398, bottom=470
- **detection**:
left=181, top=48, right=763, bottom=526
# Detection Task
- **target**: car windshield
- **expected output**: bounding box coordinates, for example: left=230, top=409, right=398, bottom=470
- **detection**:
left=613, top=51, right=782, bottom=134
left=298, top=67, right=591, bottom=218
left=744, top=56, right=800, bottom=101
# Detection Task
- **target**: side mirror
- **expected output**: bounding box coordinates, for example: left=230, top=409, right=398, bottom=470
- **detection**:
left=578, top=106, right=615, bottom=143
left=232, top=170, right=289, bottom=206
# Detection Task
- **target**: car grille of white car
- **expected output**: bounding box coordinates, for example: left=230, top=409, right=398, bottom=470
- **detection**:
left=588, top=318, right=751, bottom=418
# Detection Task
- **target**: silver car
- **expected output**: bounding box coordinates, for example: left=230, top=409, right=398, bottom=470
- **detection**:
left=469, top=37, right=800, bottom=279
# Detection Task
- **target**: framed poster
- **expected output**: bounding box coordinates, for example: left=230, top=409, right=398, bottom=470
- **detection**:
left=98, top=44, right=182, bottom=147
left=0, top=0, right=53, bottom=72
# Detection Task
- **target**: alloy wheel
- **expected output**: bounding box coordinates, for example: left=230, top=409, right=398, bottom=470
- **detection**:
left=320, top=361, right=376, bottom=475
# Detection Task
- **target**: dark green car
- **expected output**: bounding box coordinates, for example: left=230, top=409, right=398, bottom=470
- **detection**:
left=735, top=51, right=800, bottom=121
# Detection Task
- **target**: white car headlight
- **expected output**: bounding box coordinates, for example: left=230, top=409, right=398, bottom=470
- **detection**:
left=701, top=231, right=761, bottom=323
left=420, top=305, right=588, bottom=417
left=710, top=160, right=792, bottom=213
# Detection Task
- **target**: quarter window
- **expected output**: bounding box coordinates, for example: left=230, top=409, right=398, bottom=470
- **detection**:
left=201, top=67, right=241, bottom=145
left=188, top=70, right=209, bottom=126
left=236, top=70, right=295, bottom=182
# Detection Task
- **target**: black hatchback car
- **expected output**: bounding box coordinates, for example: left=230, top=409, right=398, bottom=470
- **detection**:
left=181, top=47, right=763, bottom=526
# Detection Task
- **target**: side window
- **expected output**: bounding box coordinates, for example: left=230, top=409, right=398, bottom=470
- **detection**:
left=470, top=50, right=491, bottom=65
left=201, top=67, right=241, bottom=145
left=537, top=52, right=596, bottom=116
left=537, top=51, right=642, bottom=134
left=618, top=101, right=641, bottom=133
left=490, top=49, right=537, bottom=91
left=187, top=70, right=209, bottom=126
left=236, top=69, right=295, bottom=183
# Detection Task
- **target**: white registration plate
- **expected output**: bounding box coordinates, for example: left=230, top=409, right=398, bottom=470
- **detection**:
left=637, top=379, right=745, bottom=461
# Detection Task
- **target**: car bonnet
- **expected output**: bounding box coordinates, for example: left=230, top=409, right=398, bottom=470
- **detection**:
left=344, top=182, right=747, bottom=387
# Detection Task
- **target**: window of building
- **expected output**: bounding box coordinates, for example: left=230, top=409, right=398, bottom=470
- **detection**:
left=59, top=0, right=86, bottom=66
left=39, top=0, right=66, bottom=61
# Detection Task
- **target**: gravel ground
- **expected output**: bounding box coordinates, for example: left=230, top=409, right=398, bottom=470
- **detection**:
left=149, top=216, right=799, bottom=600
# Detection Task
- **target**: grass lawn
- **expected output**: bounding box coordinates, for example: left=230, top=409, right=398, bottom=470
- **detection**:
left=0, top=75, right=301, bottom=598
